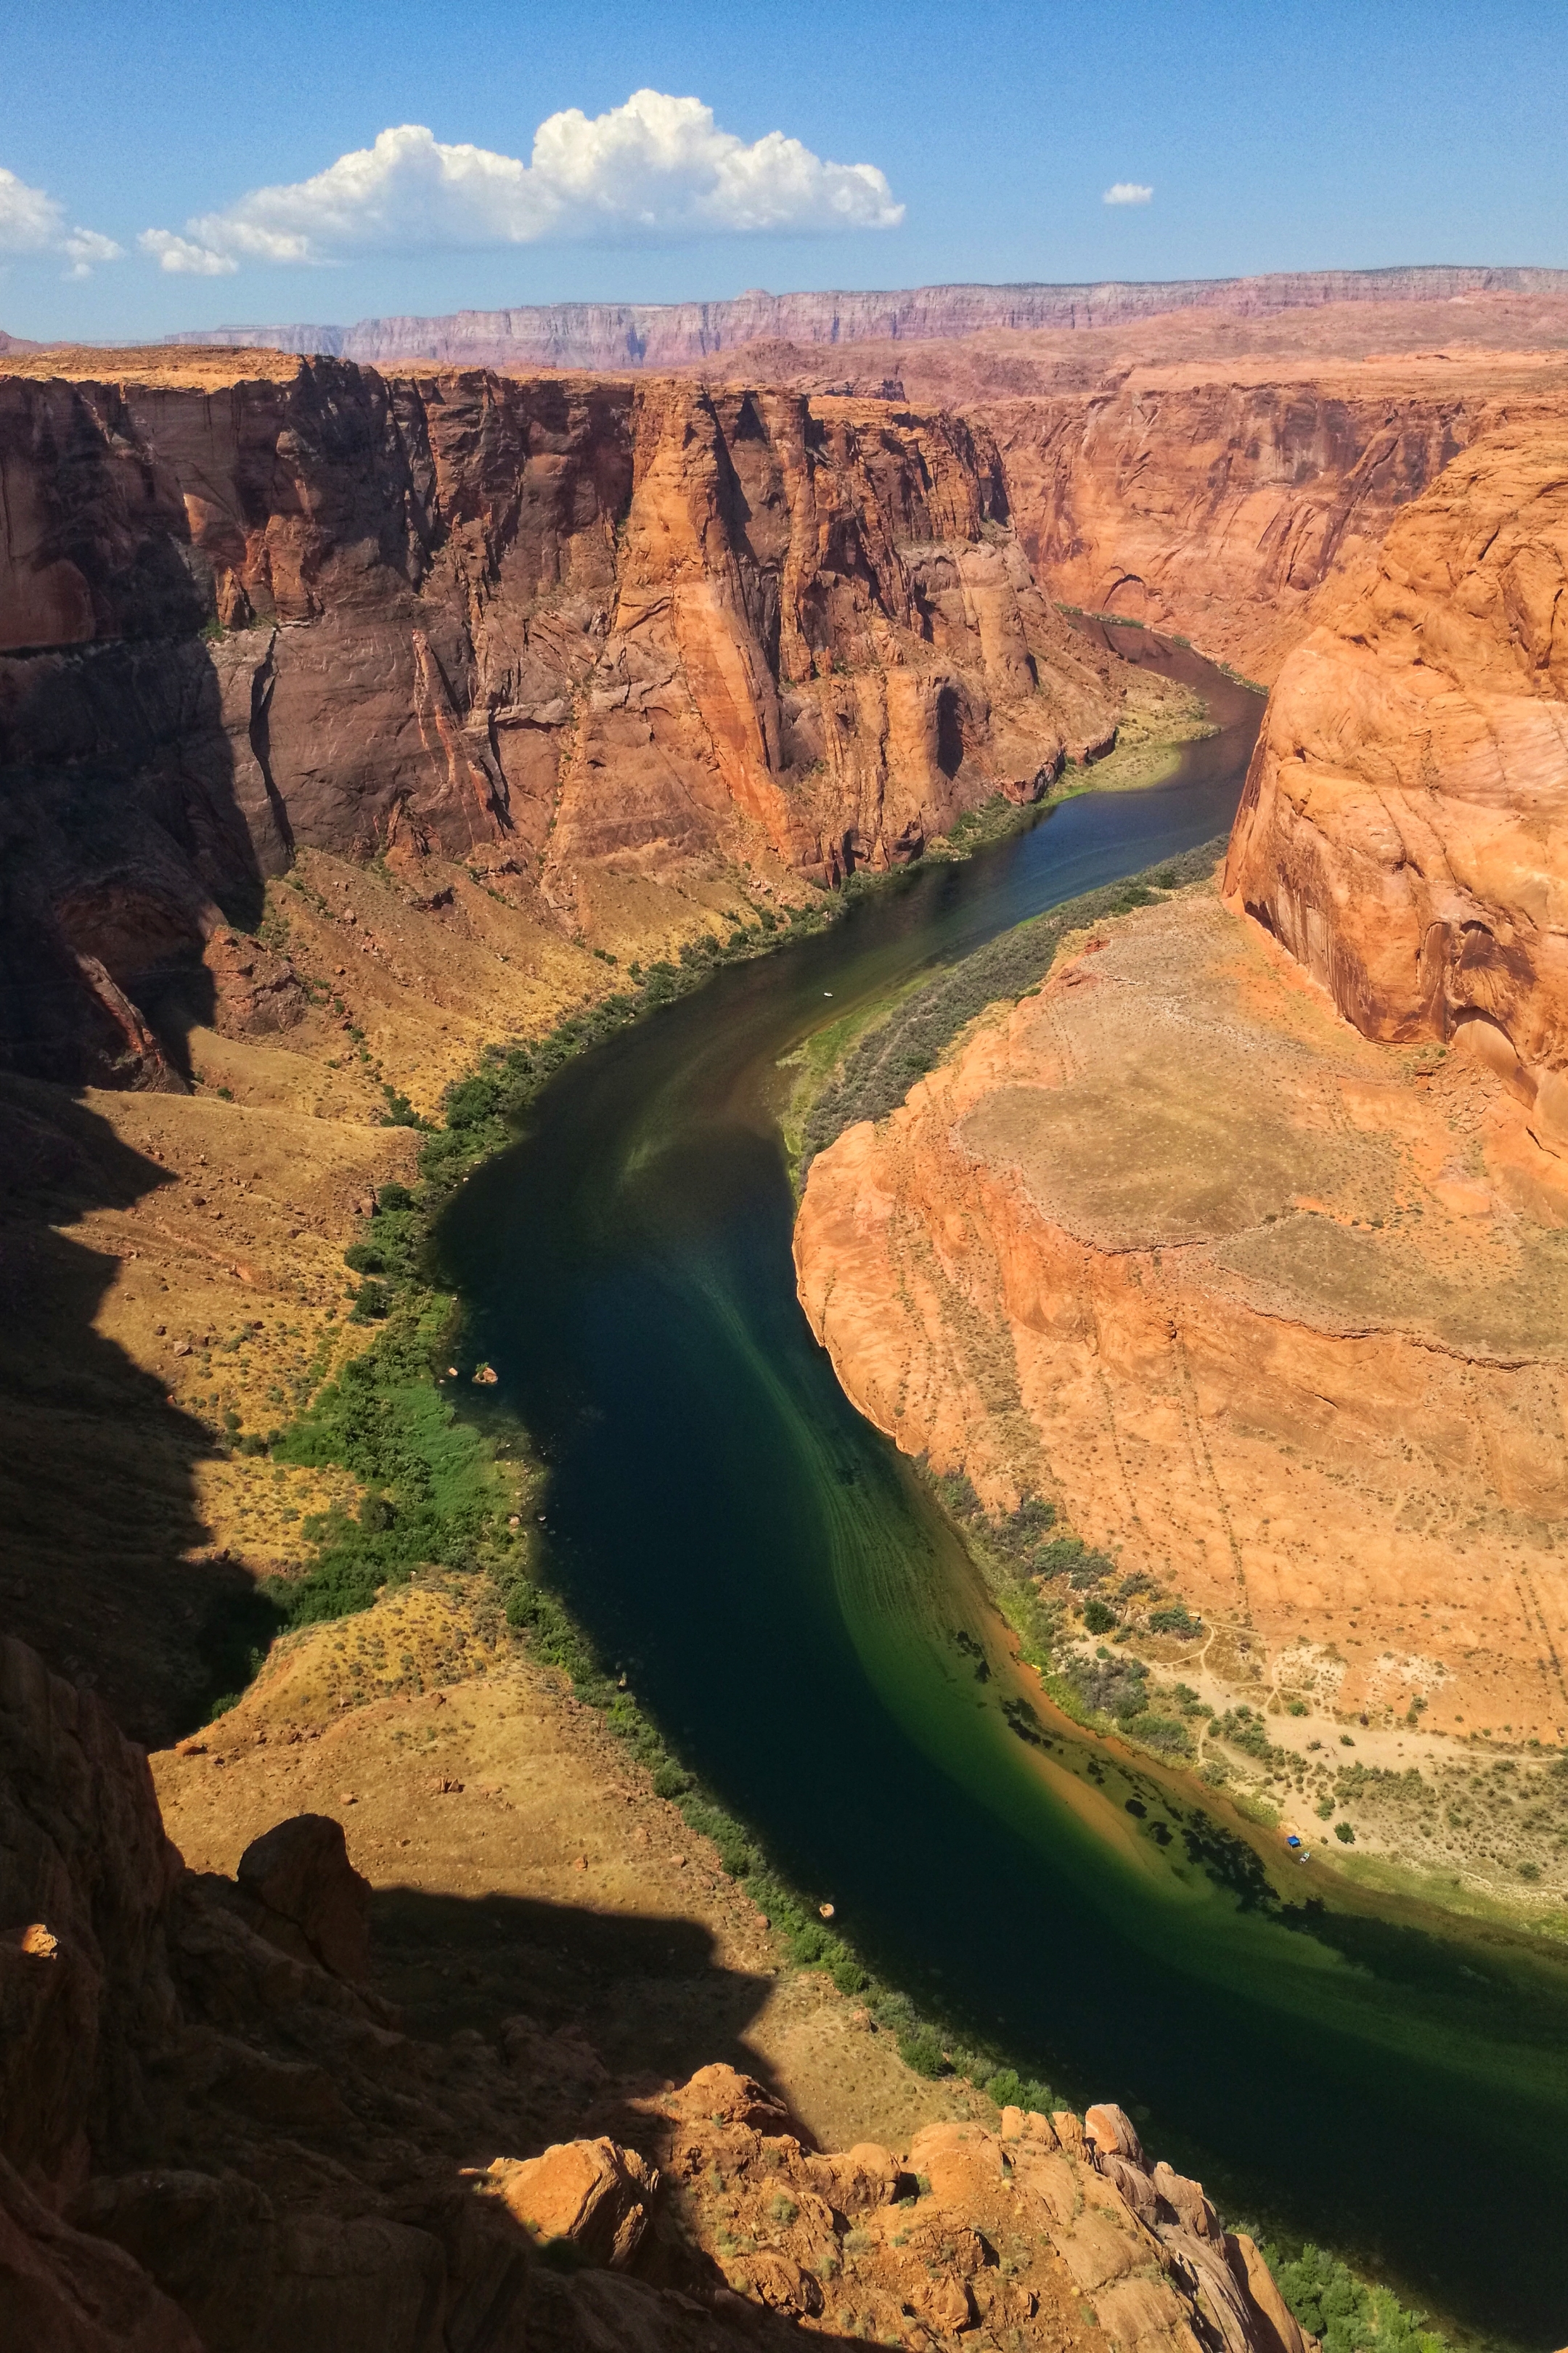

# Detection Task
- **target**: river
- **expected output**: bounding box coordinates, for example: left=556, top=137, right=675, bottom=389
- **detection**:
left=439, top=630, right=1568, bottom=2348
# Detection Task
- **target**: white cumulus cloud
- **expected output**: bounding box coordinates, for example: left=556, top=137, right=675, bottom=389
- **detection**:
left=1103, top=182, right=1153, bottom=206
left=0, top=165, right=122, bottom=275
left=138, top=229, right=240, bottom=277
left=139, top=91, right=903, bottom=271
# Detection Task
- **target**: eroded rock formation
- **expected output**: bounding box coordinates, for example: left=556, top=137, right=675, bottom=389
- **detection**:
left=1, top=1630, right=1306, bottom=2352
left=0, top=356, right=1130, bottom=1088
left=692, top=309, right=1568, bottom=682
left=1225, top=417, right=1568, bottom=1142
left=984, top=372, right=1480, bottom=682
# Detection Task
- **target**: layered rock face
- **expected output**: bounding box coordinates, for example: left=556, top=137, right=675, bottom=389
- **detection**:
left=984, top=372, right=1481, bottom=682
left=1225, top=417, right=1568, bottom=1141
left=1, top=1630, right=1304, bottom=2353
left=0, top=357, right=1121, bottom=1088
left=162, top=264, right=1568, bottom=371
left=796, top=884, right=1568, bottom=1749
left=691, top=310, right=1568, bottom=682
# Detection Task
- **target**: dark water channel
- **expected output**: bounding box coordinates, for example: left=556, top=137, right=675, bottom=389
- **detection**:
left=440, top=633, right=1568, bottom=2346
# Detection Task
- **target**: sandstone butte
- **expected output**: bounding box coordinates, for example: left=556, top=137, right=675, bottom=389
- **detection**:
left=0, top=1628, right=1313, bottom=2353
left=796, top=409, right=1568, bottom=1821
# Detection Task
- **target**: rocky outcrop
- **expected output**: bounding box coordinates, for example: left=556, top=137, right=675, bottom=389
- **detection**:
left=479, top=2138, right=657, bottom=2269
left=661, top=2065, right=1311, bottom=2352
left=1225, top=417, right=1568, bottom=1143
left=795, top=883, right=1568, bottom=1748
left=163, top=266, right=1568, bottom=372
left=1, top=1626, right=1308, bottom=2351
left=0, top=356, right=1126, bottom=1086
left=984, top=374, right=1482, bottom=681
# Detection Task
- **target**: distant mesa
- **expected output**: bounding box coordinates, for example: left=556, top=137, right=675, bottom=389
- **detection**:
left=160, top=264, right=1568, bottom=372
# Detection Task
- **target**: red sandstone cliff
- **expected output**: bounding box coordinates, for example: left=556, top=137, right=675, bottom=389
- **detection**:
left=1225, top=416, right=1568, bottom=1144
left=983, top=372, right=1480, bottom=680
left=794, top=412, right=1568, bottom=1779
left=0, top=356, right=1129, bottom=1088
left=692, top=309, right=1568, bottom=682
left=794, top=881, right=1568, bottom=1761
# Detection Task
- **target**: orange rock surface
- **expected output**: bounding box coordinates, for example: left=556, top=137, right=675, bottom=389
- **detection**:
left=796, top=883, right=1568, bottom=1748
left=1225, top=417, right=1568, bottom=1145
left=699, top=299, right=1568, bottom=682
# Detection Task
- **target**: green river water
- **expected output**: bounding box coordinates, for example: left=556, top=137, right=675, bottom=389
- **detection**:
left=438, top=632, right=1568, bottom=2347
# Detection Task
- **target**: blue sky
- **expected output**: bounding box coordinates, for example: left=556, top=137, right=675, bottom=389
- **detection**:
left=4, top=0, right=1566, bottom=340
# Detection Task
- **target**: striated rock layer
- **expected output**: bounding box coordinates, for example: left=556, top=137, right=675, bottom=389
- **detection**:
left=696, top=311, right=1568, bottom=683
left=796, top=884, right=1568, bottom=1745
left=160, top=265, right=1568, bottom=371
left=984, top=370, right=1484, bottom=682
left=0, top=355, right=1132, bottom=1089
left=1226, top=416, right=1568, bottom=1141
left=1, top=1629, right=1306, bottom=2353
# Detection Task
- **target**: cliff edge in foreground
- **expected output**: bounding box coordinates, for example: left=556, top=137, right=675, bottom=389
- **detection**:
left=0, top=1631, right=1308, bottom=2353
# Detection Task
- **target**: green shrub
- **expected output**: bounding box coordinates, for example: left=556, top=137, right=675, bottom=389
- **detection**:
left=898, top=2026, right=949, bottom=2078
left=652, top=1761, right=694, bottom=1799
left=443, top=1072, right=503, bottom=1129
left=1122, top=1713, right=1193, bottom=1757
left=1148, top=1602, right=1202, bottom=1637
left=1270, top=2242, right=1447, bottom=2353
left=1082, top=1597, right=1116, bottom=1636
left=1334, top=1820, right=1356, bottom=1844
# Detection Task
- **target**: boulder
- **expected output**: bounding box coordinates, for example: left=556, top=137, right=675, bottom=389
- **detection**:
left=666, top=2063, right=791, bottom=2135
left=1084, top=2102, right=1147, bottom=2169
left=907, top=2120, right=1005, bottom=2206
left=0, top=2152, right=204, bottom=2353
left=481, top=2138, right=658, bottom=2270
left=236, top=1816, right=371, bottom=1983
left=1152, top=2159, right=1221, bottom=2242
